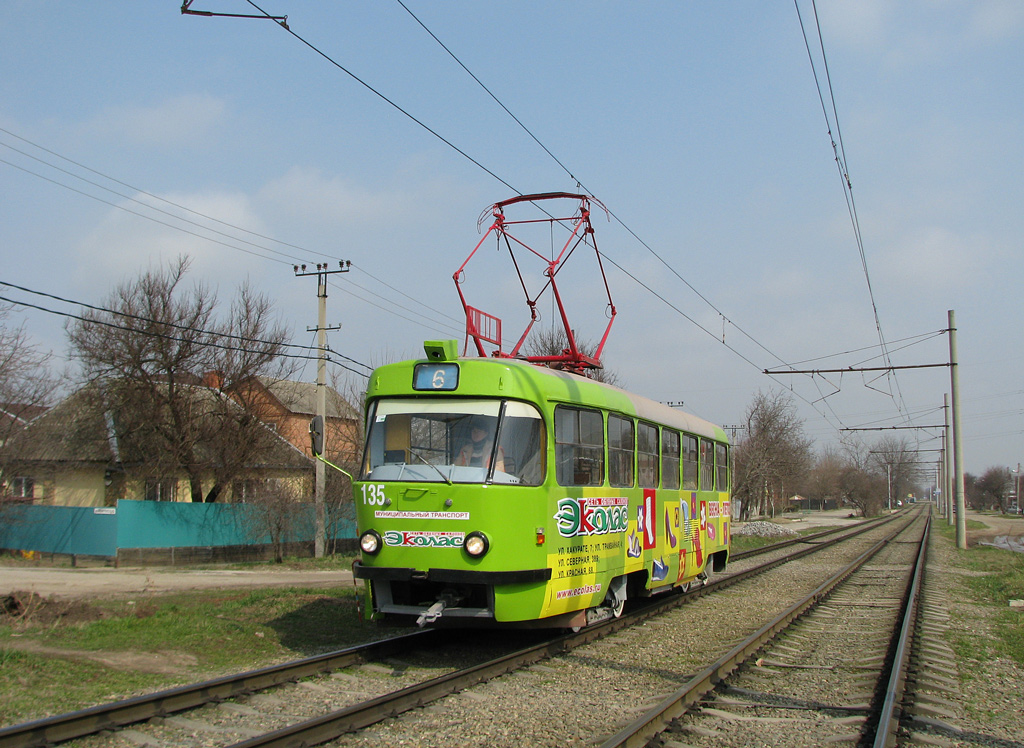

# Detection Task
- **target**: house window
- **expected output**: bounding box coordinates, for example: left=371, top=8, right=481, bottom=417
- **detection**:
left=145, top=479, right=177, bottom=502
left=233, top=479, right=267, bottom=501
left=9, top=477, right=34, bottom=499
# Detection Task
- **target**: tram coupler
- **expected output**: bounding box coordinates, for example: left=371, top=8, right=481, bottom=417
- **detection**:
left=415, top=590, right=462, bottom=627
left=416, top=601, right=446, bottom=627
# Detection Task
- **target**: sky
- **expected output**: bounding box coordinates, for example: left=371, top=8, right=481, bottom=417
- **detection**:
left=1, top=1, right=1022, bottom=482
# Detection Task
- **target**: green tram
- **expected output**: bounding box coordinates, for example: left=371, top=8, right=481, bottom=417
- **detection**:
left=353, top=340, right=732, bottom=628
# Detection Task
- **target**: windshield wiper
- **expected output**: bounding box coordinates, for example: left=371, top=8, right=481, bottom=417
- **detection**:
left=408, top=448, right=453, bottom=485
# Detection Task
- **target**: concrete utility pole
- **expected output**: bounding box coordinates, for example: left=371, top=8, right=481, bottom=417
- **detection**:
left=295, top=261, right=350, bottom=557
left=943, top=394, right=953, bottom=526
left=948, top=310, right=967, bottom=549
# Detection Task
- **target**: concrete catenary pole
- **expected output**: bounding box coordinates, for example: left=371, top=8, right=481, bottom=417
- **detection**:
left=295, top=261, right=350, bottom=557
left=943, top=394, right=953, bottom=525
left=948, top=310, right=966, bottom=549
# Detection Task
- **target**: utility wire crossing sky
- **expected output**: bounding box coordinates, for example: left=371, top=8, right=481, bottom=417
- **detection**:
left=1, top=1, right=1021, bottom=475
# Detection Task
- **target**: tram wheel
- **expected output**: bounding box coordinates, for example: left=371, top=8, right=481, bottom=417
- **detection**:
left=608, top=591, right=625, bottom=618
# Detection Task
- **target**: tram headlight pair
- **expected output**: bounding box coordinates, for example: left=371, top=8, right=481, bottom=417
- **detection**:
left=464, top=531, right=489, bottom=558
left=359, top=528, right=488, bottom=558
left=360, top=530, right=382, bottom=555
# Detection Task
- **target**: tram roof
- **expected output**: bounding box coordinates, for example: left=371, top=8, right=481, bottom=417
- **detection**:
left=507, top=358, right=727, bottom=443
left=368, top=353, right=728, bottom=444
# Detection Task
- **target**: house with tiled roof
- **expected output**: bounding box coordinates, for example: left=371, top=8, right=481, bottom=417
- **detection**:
left=228, top=376, right=361, bottom=465
left=1, top=381, right=312, bottom=507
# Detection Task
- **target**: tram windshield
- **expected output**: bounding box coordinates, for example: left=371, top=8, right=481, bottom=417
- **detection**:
left=361, top=398, right=545, bottom=485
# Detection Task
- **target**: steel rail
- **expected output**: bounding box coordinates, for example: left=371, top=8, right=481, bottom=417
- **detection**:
left=0, top=629, right=439, bottom=748
left=597, top=513, right=923, bottom=748
left=222, top=513, right=923, bottom=748
left=729, top=509, right=898, bottom=561
left=226, top=634, right=582, bottom=748
left=0, top=509, right=921, bottom=748
left=871, top=513, right=931, bottom=747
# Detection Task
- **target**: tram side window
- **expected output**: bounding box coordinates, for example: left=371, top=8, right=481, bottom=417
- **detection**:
left=716, top=442, right=729, bottom=491
left=608, top=414, right=635, bottom=488
left=662, top=429, right=681, bottom=490
left=495, top=401, right=546, bottom=486
left=637, top=421, right=659, bottom=488
left=682, top=434, right=698, bottom=490
left=699, top=438, right=715, bottom=491
left=554, top=406, right=604, bottom=486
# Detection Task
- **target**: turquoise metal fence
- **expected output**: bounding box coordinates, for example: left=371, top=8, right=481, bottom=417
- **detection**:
left=0, top=500, right=356, bottom=559
left=0, top=504, right=118, bottom=556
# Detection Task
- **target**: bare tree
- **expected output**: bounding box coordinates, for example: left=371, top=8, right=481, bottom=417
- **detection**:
left=66, top=256, right=294, bottom=502
left=837, top=463, right=886, bottom=517
left=0, top=306, right=55, bottom=440
left=868, top=436, right=918, bottom=510
left=733, top=390, right=813, bottom=519
left=321, top=367, right=367, bottom=554
left=0, top=305, right=58, bottom=499
left=805, top=445, right=845, bottom=507
left=523, top=326, right=623, bottom=386
left=243, top=480, right=310, bottom=563
left=974, top=466, right=1012, bottom=512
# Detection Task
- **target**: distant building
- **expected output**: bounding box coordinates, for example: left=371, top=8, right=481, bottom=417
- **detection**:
left=1, top=382, right=312, bottom=507
left=227, top=376, right=361, bottom=463
left=787, top=495, right=840, bottom=511
left=0, top=402, right=48, bottom=446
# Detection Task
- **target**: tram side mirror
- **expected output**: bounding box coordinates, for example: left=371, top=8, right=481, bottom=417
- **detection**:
left=309, top=415, right=324, bottom=457
left=424, top=339, right=459, bottom=362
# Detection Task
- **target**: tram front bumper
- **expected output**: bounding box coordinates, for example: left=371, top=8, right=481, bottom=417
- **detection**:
left=353, top=562, right=552, bottom=622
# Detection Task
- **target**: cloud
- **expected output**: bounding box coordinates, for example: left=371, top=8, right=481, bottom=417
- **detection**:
left=880, top=226, right=987, bottom=290
left=818, top=0, right=890, bottom=47
left=71, top=188, right=276, bottom=295
left=820, top=1, right=1024, bottom=65
left=257, top=167, right=395, bottom=227
left=967, top=1, right=1024, bottom=42
left=89, top=93, right=228, bottom=148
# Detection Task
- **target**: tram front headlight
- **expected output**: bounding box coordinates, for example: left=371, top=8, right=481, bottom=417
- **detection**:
left=360, top=530, right=382, bottom=555
left=464, top=531, right=489, bottom=558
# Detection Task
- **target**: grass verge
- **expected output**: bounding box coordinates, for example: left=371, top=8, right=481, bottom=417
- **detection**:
left=935, top=519, right=1024, bottom=669
left=0, top=582, right=379, bottom=727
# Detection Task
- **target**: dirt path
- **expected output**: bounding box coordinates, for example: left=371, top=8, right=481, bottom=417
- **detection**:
left=961, top=509, right=1024, bottom=552
left=3, top=509, right=1019, bottom=600
left=0, top=566, right=353, bottom=600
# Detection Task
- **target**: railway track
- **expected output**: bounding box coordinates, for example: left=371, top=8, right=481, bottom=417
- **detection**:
left=0, top=509, right=923, bottom=748
left=604, top=509, right=932, bottom=747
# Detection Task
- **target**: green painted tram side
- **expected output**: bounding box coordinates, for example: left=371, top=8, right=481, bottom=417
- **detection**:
left=353, top=341, right=731, bottom=627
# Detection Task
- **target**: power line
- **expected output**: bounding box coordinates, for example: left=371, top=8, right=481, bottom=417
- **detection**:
left=0, top=129, right=474, bottom=347
left=182, top=2, right=879, bottom=430
left=237, top=0, right=519, bottom=195
left=394, top=1, right=798, bottom=375
left=0, top=278, right=370, bottom=369
left=0, top=283, right=373, bottom=377
left=0, top=155, right=294, bottom=266
left=0, top=127, right=323, bottom=263
left=794, top=0, right=909, bottom=418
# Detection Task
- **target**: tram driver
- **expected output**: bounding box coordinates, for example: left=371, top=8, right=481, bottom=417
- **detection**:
left=455, top=416, right=506, bottom=472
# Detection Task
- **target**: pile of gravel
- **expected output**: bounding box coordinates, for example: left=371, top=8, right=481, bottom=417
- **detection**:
left=732, top=520, right=800, bottom=537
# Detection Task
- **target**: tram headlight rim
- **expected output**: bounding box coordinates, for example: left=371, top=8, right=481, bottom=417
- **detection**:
left=464, top=531, right=489, bottom=558
left=360, top=529, right=382, bottom=555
